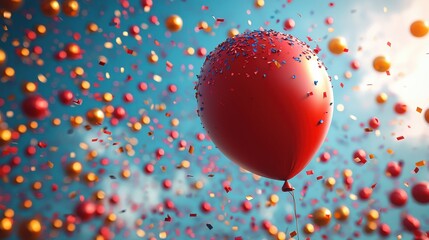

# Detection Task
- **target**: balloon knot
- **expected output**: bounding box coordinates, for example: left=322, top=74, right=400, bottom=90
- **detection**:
left=282, top=181, right=295, bottom=192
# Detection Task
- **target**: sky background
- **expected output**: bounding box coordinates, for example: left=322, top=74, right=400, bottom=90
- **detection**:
left=1, top=0, right=429, bottom=239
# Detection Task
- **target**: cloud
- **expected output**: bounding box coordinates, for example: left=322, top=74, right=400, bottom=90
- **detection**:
left=352, top=0, right=429, bottom=139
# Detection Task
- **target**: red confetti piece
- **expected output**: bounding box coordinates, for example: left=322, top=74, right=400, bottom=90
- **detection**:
left=99, top=61, right=106, bottom=66
left=235, top=237, right=243, bottom=240
left=201, top=5, right=209, bottom=10
left=414, top=167, right=420, bottom=174
left=396, top=136, right=405, bottom=141
left=190, top=213, right=197, bottom=217
left=91, top=138, right=98, bottom=142
left=371, top=183, right=377, bottom=189
left=37, top=141, right=47, bottom=148
left=224, top=186, right=232, bottom=193
left=307, top=36, right=313, bottom=41
left=306, top=170, right=314, bottom=175
left=189, top=145, right=194, bottom=154
left=290, top=231, right=297, bottom=237
left=165, top=215, right=172, bottom=222
left=343, top=48, right=349, bottom=52
left=386, top=71, right=390, bottom=75
left=387, top=41, right=391, bottom=47
left=316, top=176, right=323, bottom=180
left=340, top=82, right=344, bottom=88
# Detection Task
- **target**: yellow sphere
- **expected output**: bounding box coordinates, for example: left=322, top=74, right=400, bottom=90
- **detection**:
left=0, top=49, right=6, bottom=65
left=343, top=169, right=352, bottom=178
left=228, top=28, right=240, bottom=38
left=67, top=161, right=82, bottom=176
left=334, top=206, right=350, bottom=221
left=0, top=0, right=24, bottom=12
left=0, top=218, right=13, bottom=237
left=41, top=0, right=60, bottom=16
left=424, top=108, right=429, bottom=124
left=165, top=15, right=183, bottom=32
left=366, top=209, right=379, bottom=221
left=324, top=177, right=336, bottom=190
left=303, top=223, right=314, bottom=235
left=328, top=37, right=347, bottom=55
left=62, top=0, right=79, bottom=17
left=313, top=207, right=331, bottom=227
left=0, top=128, right=12, bottom=146
left=86, top=108, right=104, bottom=125
left=376, top=92, right=388, bottom=104
left=364, top=221, right=377, bottom=234
left=410, top=20, right=429, bottom=37
left=373, top=56, right=391, bottom=72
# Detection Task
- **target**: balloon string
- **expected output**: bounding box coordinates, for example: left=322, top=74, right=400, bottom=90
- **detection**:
left=288, top=190, right=300, bottom=240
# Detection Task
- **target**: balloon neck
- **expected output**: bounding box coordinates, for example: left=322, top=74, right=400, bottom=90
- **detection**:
left=282, top=181, right=295, bottom=192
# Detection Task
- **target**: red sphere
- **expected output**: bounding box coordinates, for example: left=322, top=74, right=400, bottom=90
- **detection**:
left=389, top=188, right=408, bottom=207
left=113, top=106, right=126, bottom=120
left=325, top=17, right=334, bottom=25
left=320, top=152, right=331, bottom=163
left=162, top=179, right=172, bottom=189
left=59, top=90, right=74, bottom=105
left=196, top=30, right=333, bottom=181
left=353, top=149, right=367, bottom=165
left=378, top=223, right=391, bottom=237
left=141, top=0, right=152, bottom=8
left=402, top=214, right=420, bottom=232
left=129, top=25, right=140, bottom=35
left=350, top=60, right=359, bottom=70
left=197, top=47, right=207, bottom=57
left=201, top=202, right=211, bottom=213
left=22, top=95, right=49, bottom=119
left=394, top=102, right=407, bottom=114
left=412, top=182, right=429, bottom=204
left=144, top=163, right=154, bottom=174
left=241, top=200, right=252, bottom=212
left=358, top=187, right=372, bottom=200
left=75, top=201, right=96, bottom=221
left=385, top=161, right=401, bottom=178
left=284, top=18, right=295, bottom=30
left=368, top=117, right=380, bottom=129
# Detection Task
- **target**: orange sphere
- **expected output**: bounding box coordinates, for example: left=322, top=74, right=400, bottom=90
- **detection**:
left=410, top=20, right=429, bottom=37
left=86, top=108, right=104, bottom=125
left=64, top=43, right=81, bottom=59
left=67, top=161, right=82, bottom=176
left=324, top=177, right=336, bottom=190
left=18, top=219, right=42, bottom=240
left=313, top=207, right=331, bottom=227
left=62, top=0, right=79, bottom=17
left=0, top=0, right=24, bottom=11
left=334, top=205, right=350, bottom=221
left=366, top=209, right=379, bottom=221
left=424, top=109, right=429, bottom=124
left=0, top=128, right=12, bottom=146
left=41, top=0, right=60, bottom=16
left=328, top=37, right=347, bottom=55
left=0, top=218, right=13, bottom=238
left=228, top=28, right=240, bottom=38
left=0, top=49, right=6, bottom=65
left=373, top=56, right=391, bottom=72
left=303, top=223, right=314, bottom=235
left=364, top=221, right=378, bottom=234
left=165, top=15, right=183, bottom=32
left=376, top=92, right=388, bottom=104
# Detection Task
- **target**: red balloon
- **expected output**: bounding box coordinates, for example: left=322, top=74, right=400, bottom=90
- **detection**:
left=284, top=18, right=295, bottom=30
left=113, top=106, right=126, bottom=120
left=319, top=152, right=331, bottom=163
left=389, top=188, right=408, bottom=207
left=22, top=95, right=49, bottom=119
left=358, top=187, right=372, bottom=200
left=75, top=201, right=96, bottom=221
left=385, top=161, right=402, bottom=178
left=241, top=200, right=252, bottom=213
left=394, top=102, right=407, bottom=114
left=412, top=182, right=429, bottom=204
left=196, top=30, right=333, bottom=182
left=402, top=214, right=420, bottom=232
left=59, top=90, right=74, bottom=105
left=368, top=117, right=380, bottom=129
left=353, top=149, right=367, bottom=165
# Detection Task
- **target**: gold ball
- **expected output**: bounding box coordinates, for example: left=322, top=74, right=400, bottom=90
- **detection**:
left=0, top=128, right=12, bottom=146
left=410, top=20, right=429, bottom=37
left=86, top=108, right=104, bottom=125
left=255, top=0, right=264, bottom=8
left=35, top=24, right=47, bottom=35
left=0, top=49, right=6, bottom=65
left=0, top=0, right=24, bottom=12
left=334, top=205, right=350, bottom=221
left=313, top=207, right=331, bottom=227
left=165, top=15, right=183, bottom=32
left=84, top=172, right=98, bottom=183
left=62, top=0, right=79, bottom=17
left=376, top=92, right=388, bottom=104
left=65, top=43, right=81, bottom=57
left=373, top=56, right=391, bottom=72
left=228, top=28, right=240, bottom=38
left=324, top=177, right=336, bottom=190
left=67, top=161, right=82, bottom=176
left=148, top=51, right=158, bottom=63
left=70, top=115, right=83, bottom=127
left=303, top=223, right=314, bottom=235
left=87, top=22, right=99, bottom=32
left=197, top=21, right=209, bottom=31
left=22, top=82, right=37, bottom=93
left=41, top=0, right=60, bottom=16
left=328, top=37, right=347, bottom=55
left=343, top=169, right=352, bottom=178
left=364, top=221, right=378, bottom=234
left=366, top=209, right=379, bottom=221
left=0, top=218, right=13, bottom=237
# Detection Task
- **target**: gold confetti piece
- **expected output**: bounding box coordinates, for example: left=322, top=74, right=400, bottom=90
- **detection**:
left=47, top=161, right=54, bottom=168
left=369, top=154, right=375, bottom=159
left=38, top=74, right=47, bottom=83
left=188, top=145, right=194, bottom=154
left=416, top=160, right=426, bottom=167
left=417, top=107, right=423, bottom=113
left=153, top=74, right=162, bottom=82
left=404, top=182, right=409, bottom=187
left=246, top=195, right=253, bottom=201
left=387, top=149, right=394, bottom=154
left=349, top=194, right=357, bottom=200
